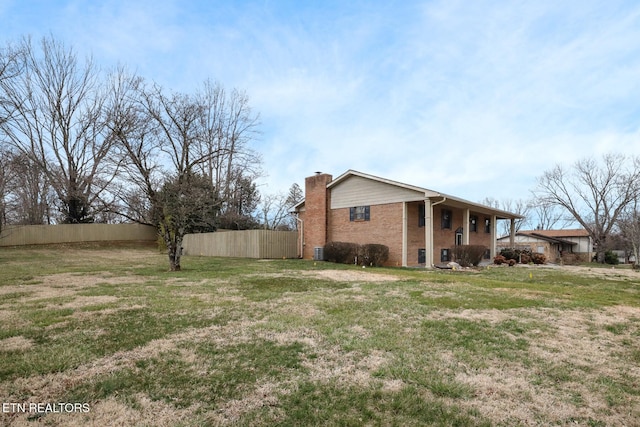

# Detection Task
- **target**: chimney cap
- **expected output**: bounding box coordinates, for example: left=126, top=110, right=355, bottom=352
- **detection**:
left=314, top=171, right=322, bottom=175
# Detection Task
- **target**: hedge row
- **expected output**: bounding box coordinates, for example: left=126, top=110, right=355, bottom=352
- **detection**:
left=323, top=241, right=389, bottom=267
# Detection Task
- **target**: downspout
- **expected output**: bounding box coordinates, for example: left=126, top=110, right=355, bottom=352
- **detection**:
left=402, top=202, right=408, bottom=267
left=295, top=214, right=304, bottom=258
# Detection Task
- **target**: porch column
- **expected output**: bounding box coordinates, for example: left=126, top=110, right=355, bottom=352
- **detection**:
left=402, top=202, right=408, bottom=267
left=463, top=209, right=470, bottom=244
left=510, top=218, right=516, bottom=248
left=425, top=199, right=433, bottom=268
left=491, top=215, right=497, bottom=259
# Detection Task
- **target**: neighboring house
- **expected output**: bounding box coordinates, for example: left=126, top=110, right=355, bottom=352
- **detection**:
left=293, top=170, right=522, bottom=267
left=496, top=229, right=593, bottom=263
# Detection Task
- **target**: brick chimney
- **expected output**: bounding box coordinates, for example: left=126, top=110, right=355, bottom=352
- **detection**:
left=303, top=172, right=332, bottom=259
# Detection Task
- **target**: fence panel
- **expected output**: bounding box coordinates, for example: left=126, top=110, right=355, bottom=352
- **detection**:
left=183, top=230, right=298, bottom=259
left=0, top=224, right=157, bottom=246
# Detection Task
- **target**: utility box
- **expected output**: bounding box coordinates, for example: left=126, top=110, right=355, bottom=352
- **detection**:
left=313, top=246, right=324, bottom=261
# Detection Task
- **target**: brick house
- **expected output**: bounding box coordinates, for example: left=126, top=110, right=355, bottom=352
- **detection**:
left=293, top=170, right=522, bottom=267
left=497, top=229, right=593, bottom=263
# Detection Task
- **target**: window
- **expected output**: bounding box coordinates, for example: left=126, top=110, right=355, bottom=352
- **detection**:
left=349, top=206, right=370, bottom=222
left=470, top=215, right=478, bottom=232
left=418, top=248, right=426, bottom=264
left=484, top=218, right=491, bottom=233
left=418, top=204, right=425, bottom=227
left=441, top=248, right=450, bottom=262
left=441, top=209, right=452, bottom=229
left=484, top=249, right=491, bottom=259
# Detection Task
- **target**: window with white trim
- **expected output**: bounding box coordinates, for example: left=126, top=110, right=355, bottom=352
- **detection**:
left=350, top=206, right=370, bottom=222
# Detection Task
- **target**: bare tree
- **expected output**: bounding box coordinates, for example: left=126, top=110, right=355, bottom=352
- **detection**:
left=528, top=199, right=573, bottom=230
left=480, top=197, right=530, bottom=237
left=259, top=192, right=288, bottom=230
left=194, top=80, right=262, bottom=226
left=0, top=36, right=117, bottom=223
left=0, top=148, right=11, bottom=232
left=617, top=197, right=640, bottom=268
left=258, top=183, right=305, bottom=231
left=106, top=70, right=260, bottom=270
left=0, top=43, right=23, bottom=234
left=5, top=152, right=53, bottom=225
left=535, top=153, right=640, bottom=263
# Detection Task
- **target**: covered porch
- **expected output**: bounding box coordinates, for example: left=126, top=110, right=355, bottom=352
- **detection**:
left=401, top=197, right=521, bottom=268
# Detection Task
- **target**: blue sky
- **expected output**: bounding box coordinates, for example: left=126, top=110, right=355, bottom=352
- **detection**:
left=2, top=0, right=640, bottom=207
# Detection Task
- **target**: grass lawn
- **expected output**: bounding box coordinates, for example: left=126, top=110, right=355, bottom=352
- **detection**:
left=1, top=245, right=639, bottom=426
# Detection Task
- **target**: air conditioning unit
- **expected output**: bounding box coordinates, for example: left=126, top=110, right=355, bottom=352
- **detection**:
left=313, top=246, right=324, bottom=261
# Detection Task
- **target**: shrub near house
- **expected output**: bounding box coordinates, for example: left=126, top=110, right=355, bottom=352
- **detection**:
left=323, top=241, right=389, bottom=267
left=495, top=248, right=546, bottom=265
left=451, top=245, right=487, bottom=267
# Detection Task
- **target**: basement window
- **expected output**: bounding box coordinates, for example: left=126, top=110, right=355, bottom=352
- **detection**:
left=350, top=206, right=370, bottom=222
left=441, top=248, right=450, bottom=262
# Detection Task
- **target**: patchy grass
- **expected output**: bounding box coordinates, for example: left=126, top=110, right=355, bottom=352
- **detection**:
left=1, top=247, right=640, bottom=426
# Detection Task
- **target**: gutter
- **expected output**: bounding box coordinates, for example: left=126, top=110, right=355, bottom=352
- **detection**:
left=431, top=195, right=447, bottom=208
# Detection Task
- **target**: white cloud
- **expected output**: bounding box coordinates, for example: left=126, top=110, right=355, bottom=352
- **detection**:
left=3, top=0, right=640, bottom=208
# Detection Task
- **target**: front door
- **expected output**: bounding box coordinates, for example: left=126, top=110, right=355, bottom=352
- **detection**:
left=455, top=227, right=463, bottom=246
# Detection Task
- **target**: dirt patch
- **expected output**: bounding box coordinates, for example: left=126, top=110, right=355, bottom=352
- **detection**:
left=71, top=304, right=148, bottom=321
left=301, top=269, right=400, bottom=283
left=53, top=295, right=120, bottom=310
left=265, top=297, right=324, bottom=318
left=0, top=309, right=31, bottom=330
left=428, top=308, right=526, bottom=324
left=0, top=336, right=33, bottom=352
left=547, top=264, right=640, bottom=280
left=0, top=273, right=147, bottom=302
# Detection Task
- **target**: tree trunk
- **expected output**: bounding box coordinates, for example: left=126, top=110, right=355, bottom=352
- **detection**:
left=167, top=245, right=182, bottom=271
left=161, top=224, right=181, bottom=272
left=164, top=229, right=183, bottom=272
left=594, top=234, right=607, bottom=263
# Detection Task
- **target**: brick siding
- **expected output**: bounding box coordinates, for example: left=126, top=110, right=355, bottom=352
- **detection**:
left=301, top=173, right=332, bottom=259
left=433, top=206, right=492, bottom=262
left=328, top=202, right=404, bottom=266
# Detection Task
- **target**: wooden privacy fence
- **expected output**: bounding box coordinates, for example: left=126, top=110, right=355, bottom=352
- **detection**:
left=0, top=223, right=157, bottom=246
left=182, top=230, right=299, bottom=259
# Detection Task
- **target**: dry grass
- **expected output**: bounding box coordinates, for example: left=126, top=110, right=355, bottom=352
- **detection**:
left=1, top=248, right=639, bottom=426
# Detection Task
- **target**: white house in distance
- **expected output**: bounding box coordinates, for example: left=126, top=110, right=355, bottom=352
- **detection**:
left=496, top=229, right=592, bottom=263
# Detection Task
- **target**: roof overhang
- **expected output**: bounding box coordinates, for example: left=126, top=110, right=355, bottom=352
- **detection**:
left=292, top=169, right=524, bottom=220
left=498, top=232, right=578, bottom=245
